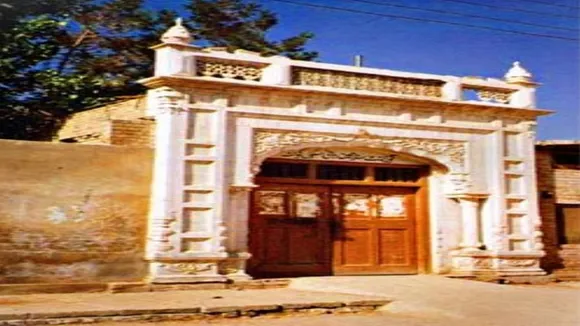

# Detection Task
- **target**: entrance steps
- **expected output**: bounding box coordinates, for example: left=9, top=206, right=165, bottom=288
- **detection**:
left=0, top=279, right=290, bottom=296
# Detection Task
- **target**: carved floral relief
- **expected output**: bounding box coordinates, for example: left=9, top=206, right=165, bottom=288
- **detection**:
left=292, top=193, right=321, bottom=218
left=343, top=194, right=372, bottom=215
left=252, top=130, right=465, bottom=173
left=276, top=148, right=398, bottom=164
left=196, top=58, right=264, bottom=81
left=255, top=191, right=286, bottom=215
left=292, top=67, right=443, bottom=98
left=378, top=195, right=406, bottom=217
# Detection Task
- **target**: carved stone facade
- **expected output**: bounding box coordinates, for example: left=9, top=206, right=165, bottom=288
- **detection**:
left=292, top=67, right=443, bottom=98
left=196, top=58, right=265, bottom=81
left=137, top=21, right=551, bottom=282
left=252, top=130, right=466, bottom=174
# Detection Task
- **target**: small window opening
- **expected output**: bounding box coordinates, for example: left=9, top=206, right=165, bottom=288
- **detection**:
left=316, top=164, right=365, bottom=180
left=258, top=162, right=308, bottom=178
left=375, top=167, right=420, bottom=182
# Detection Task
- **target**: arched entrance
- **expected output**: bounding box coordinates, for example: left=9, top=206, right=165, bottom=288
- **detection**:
left=247, top=147, right=435, bottom=278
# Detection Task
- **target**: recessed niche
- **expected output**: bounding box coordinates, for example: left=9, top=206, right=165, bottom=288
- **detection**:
left=184, top=161, right=215, bottom=186
left=505, top=175, right=523, bottom=195
left=508, top=215, right=525, bottom=235
left=509, top=239, right=528, bottom=251
left=181, top=239, right=208, bottom=253
left=187, top=111, right=215, bottom=140
left=186, top=144, right=215, bottom=156
left=504, top=132, right=521, bottom=157
left=504, top=161, right=523, bottom=173
left=506, top=198, right=527, bottom=211
left=182, top=208, right=211, bottom=233
left=183, top=190, right=213, bottom=203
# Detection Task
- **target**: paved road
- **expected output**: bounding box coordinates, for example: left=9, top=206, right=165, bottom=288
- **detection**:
left=83, top=277, right=579, bottom=326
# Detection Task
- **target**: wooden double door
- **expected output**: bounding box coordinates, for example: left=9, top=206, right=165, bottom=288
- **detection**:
left=248, top=183, right=418, bottom=277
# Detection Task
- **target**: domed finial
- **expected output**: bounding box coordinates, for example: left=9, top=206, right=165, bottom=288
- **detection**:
left=161, top=17, right=193, bottom=45
left=505, top=61, right=533, bottom=84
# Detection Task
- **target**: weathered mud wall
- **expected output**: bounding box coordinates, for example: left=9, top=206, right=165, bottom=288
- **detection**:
left=0, top=140, right=152, bottom=284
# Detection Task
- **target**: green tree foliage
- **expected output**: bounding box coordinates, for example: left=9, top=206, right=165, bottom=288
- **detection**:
left=0, top=0, right=317, bottom=140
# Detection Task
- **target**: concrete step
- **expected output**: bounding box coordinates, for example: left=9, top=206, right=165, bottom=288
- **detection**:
left=0, top=289, right=390, bottom=325
left=0, top=279, right=291, bottom=296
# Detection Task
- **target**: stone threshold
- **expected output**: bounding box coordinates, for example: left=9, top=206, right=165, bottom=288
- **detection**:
left=0, top=279, right=290, bottom=296
left=0, top=300, right=390, bottom=325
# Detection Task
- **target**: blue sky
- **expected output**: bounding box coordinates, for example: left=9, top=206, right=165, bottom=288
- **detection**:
left=147, top=0, right=579, bottom=140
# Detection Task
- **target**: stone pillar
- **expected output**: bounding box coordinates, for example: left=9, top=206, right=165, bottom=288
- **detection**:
left=220, top=186, right=254, bottom=280
left=261, top=57, right=292, bottom=86
left=145, top=87, right=229, bottom=283
left=457, top=196, right=484, bottom=251
left=219, top=121, right=258, bottom=280
left=442, top=76, right=462, bottom=101
left=146, top=87, right=185, bottom=260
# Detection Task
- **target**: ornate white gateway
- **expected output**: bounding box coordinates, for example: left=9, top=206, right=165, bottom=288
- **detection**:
left=139, top=20, right=550, bottom=283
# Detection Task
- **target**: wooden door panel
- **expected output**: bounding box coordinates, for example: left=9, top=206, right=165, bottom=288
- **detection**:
left=332, top=186, right=418, bottom=275
left=339, top=228, right=373, bottom=266
left=378, top=229, right=410, bottom=266
left=288, top=223, right=322, bottom=264
left=263, top=227, right=287, bottom=263
left=249, top=184, right=331, bottom=277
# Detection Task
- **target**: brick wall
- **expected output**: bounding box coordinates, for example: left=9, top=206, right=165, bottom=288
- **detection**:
left=57, top=97, right=154, bottom=147
left=553, top=168, right=580, bottom=203
left=536, top=150, right=560, bottom=270
left=0, top=140, right=153, bottom=284
left=536, top=146, right=580, bottom=275
left=110, top=119, right=155, bottom=147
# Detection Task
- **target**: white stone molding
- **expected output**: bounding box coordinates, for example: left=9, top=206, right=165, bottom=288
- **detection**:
left=443, top=173, right=472, bottom=195
left=251, top=129, right=466, bottom=175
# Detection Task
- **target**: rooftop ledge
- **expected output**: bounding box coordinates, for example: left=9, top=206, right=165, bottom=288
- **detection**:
left=144, top=45, right=550, bottom=115
left=140, top=75, right=551, bottom=118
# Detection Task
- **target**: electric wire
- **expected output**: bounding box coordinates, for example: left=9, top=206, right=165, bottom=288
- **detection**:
left=264, top=0, right=580, bottom=42
left=496, top=0, right=580, bottom=10
left=436, top=0, right=579, bottom=20
left=341, top=0, right=577, bottom=32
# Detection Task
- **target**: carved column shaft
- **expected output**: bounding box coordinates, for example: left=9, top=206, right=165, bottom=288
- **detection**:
left=458, top=197, right=482, bottom=250
left=146, top=88, right=185, bottom=259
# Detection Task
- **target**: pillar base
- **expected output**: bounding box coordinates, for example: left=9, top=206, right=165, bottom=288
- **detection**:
left=451, top=250, right=546, bottom=276
left=147, top=260, right=228, bottom=284
left=147, top=253, right=253, bottom=284
left=219, top=252, right=253, bottom=282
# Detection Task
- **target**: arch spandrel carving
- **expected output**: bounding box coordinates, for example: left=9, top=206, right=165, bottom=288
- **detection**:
left=251, top=129, right=466, bottom=174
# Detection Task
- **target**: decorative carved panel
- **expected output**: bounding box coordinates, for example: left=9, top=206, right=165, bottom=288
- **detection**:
left=196, top=58, right=265, bottom=81
left=255, top=191, right=286, bottom=215
left=275, top=148, right=398, bottom=164
left=292, top=67, right=443, bottom=98
left=343, top=193, right=372, bottom=215
left=378, top=195, right=406, bottom=217
left=292, top=193, right=321, bottom=218
left=463, top=86, right=514, bottom=104
left=253, top=130, right=465, bottom=173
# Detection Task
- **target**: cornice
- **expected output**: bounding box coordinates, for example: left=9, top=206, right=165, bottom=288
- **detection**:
left=229, top=110, right=495, bottom=135
left=139, top=75, right=553, bottom=118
